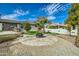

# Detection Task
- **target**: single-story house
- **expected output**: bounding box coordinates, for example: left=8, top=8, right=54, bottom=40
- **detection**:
left=47, top=23, right=67, bottom=29
left=45, top=23, right=69, bottom=34
left=45, top=23, right=77, bottom=35
left=0, top=19, right=22, bottom=31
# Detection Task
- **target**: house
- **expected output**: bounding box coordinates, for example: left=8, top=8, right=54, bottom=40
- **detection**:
left=46, top=23, right=67, bottom=29
left=45, top=23, right=78, bottom=35
left=30, top=23, right=38, bottom=31
left=45, top=23, right=70, bottom=34
left=0, top=19, right=22, bottom=31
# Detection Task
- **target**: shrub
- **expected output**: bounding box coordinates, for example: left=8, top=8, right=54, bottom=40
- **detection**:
left=36, top=31, right=44, bottom=38
left=23, top=22, right=31, bottom=32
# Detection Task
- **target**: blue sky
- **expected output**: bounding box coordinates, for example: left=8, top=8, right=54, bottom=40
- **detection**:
left=0, top=3, right=71, bottom=24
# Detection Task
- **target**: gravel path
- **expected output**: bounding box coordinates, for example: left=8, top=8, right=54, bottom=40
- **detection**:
left=9, top=35, right=79, bottom=56
left=0, top=34, right=79, bottom=56
left=56, top=35, right=76, bottom=44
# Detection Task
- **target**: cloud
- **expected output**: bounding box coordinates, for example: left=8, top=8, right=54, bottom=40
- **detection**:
left=28, top=18, right=37, bottom=22
left=47, top=16, right=56, bottom=20
left=42, top=3, right=60, bottom=15
left=1, top=9, right=29, bottom=20
left=42, top=3, right=60, bottom=21
left=14, top=9, right=29, bottom=16
left=41, top=3, right=70, bottom=23
left=42, top=3, right=70, bottom=15
left=1, top=14, right=18, bottom=20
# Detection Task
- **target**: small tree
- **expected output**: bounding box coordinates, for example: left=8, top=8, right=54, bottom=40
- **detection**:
left=34, top=17, right=48, bottom=37
left=36, top=17, right=48, bottom=32
left=23, top=22, right=31, bottom=32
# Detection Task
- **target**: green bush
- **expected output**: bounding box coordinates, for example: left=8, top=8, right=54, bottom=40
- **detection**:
left=26, top=31, right=37, bottom=35
left=23, top=22, right=31, bottom=32
left=36, top=31, right=44, bottom=37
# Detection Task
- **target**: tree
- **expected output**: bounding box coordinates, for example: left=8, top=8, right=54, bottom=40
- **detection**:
left=23, top=21, right=31, bottom=32
left=65, top=3, right=79, bottom=47
left=36, top=17, right=48, bottom=33
left=34, top=17, right=48, bottom=37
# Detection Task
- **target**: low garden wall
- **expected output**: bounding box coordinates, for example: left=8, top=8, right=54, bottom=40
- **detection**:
left=45, top=28, right=70, bottom=35
left=0, top=31, right=20, bottom=43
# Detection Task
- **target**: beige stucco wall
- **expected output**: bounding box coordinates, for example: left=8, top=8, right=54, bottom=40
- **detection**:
left=71, top=26, right=77, bottom=36
left=0, top=23, right=2, bottom=31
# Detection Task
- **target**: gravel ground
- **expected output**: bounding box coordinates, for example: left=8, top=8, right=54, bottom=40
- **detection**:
left=0, top=34, right=79, bottom=56
left=10, top=35, right=79, bottom=56
left=56, top=35, right=76, bottom=44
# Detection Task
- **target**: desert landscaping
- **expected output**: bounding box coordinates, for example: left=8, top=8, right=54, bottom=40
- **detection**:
left=0, top=31, right=79, bottom=56
left=0, top=3, right=79, bottom=56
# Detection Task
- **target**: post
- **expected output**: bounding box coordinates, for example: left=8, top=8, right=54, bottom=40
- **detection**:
left=0, top=23, right=2, bottom=31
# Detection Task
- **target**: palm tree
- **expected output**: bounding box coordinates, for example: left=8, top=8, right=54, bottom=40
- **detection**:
left=65, top=3, right=79, bottom=47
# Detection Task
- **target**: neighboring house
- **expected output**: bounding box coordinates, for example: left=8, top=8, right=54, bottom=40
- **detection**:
left=47, top=23, right=66, bottom=29
left=30, top=24, right=38, bottom=31
left=45, top=23, right=78, bottom=36
left=0, top=19, right=22, bottom=31
left=45, top=24, right=70, bottom=35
